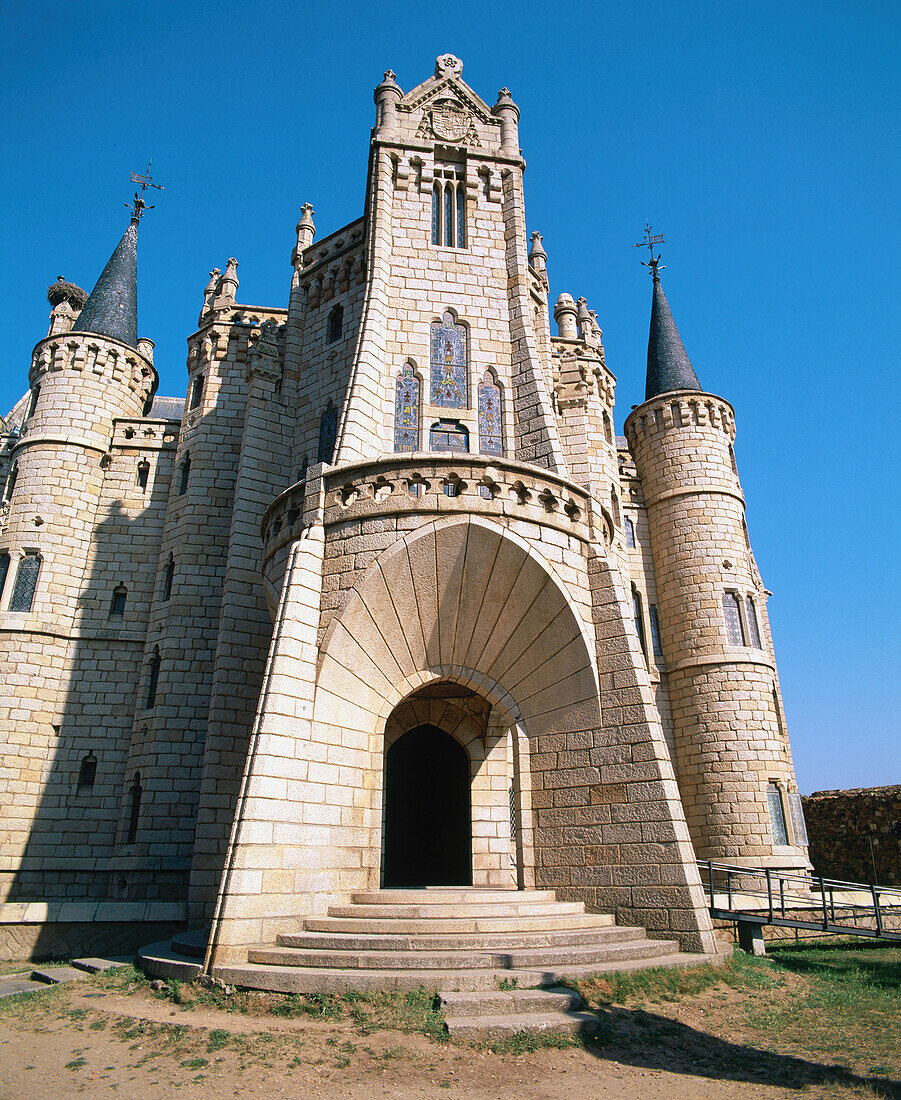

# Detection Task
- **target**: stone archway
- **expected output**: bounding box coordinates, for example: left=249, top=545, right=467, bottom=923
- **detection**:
left=382, top=724, right=471, bottom=887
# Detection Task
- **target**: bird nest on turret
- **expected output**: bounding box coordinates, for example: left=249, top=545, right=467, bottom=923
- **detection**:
left=47, top=277, right=88, bottom=309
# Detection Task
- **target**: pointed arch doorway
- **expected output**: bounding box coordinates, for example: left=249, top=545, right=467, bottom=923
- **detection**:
left=382, top=724, right=472, bottom=887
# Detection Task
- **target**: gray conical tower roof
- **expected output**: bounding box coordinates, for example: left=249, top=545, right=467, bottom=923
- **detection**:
left=71, top=218, right=138, bottom=347
left=645, top=270, right=701, bottom=401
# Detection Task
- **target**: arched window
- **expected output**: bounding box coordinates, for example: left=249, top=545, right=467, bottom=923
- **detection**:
left=624, top=516, right=636, bottom=548
left=649, top=604, right=664, bottom=659
left=602, top=410, right=613, bottom=444
left=27, top=385, right=40, bottom=420
left=745, top=596, right=762, bottom=649
left=77, top=753, right=97, bottom=792
left=430, top=312, right=468, bottom=408
left=722, top=591, right=746, bottom=645
left=610, top=487, right=621, bottom=527
left=145, top=646, right=161, bottom=709
left=3, top=464, right=17, bottom=502
left=430, top=420, right=469, bottom=453
left=8, top=553, right=40, bottom=612
left=431, top=179, right=466, bottom=248
left=189, top=373, right=204, bottom=411
left=178, top=453, right=190, bottom=495
left=126, top=772, right=142, bottom=845
left=327, top=304, right=343, bottom=343
left=109, top=584, right=127, bottom=618
left=162, top=555, right=174, bottom=602
left=631, top=584, right=647, bottom=657
left=766, top=781, right=788, bottom=845
left=478, top=371, right=503, bottom=457
left=394, top=366, right=420, bottom=453
left=136, top=459, right=150, bottom=491
left=318, top=402, right=338, bottom=463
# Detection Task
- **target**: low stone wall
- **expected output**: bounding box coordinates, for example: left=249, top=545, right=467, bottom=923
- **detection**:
left=802, top=786, right=901, bottom=886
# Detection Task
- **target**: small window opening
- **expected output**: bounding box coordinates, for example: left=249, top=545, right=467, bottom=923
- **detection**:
left=162, top=555, right=174, bottom=601
left=318, top=402, right=338, bottom=464
left=136, top=459, right=150, bottom=491
left=431, top=173, right=466, bottom=248
left=745, top=596, right=762, bottom=648
left=430, top=420, right=469, bottom=453
left=8, top=553, right=40, bottom=612
left=602, top=409, right=613, bottom=444
left=77, top=753, right=97, bottom=792
left=649, top=604, right=664, bottom=659
left=4, top=465, right=18, bottom=502
left=27, top=385, right=40, bottom=420
left=178, top=454, right=190, bottom=496
left=189, top=374, right=205, bottom=412
left=766, top=781, right=789, bottom=845
left=0, top=552, right=9, bottom=594
left=327, top=305, right=343, bottom=343
left=632, top=584, right=647, bottom=657
left=624, top=515, right=636, bottom=548
left=145, top=647, right=161, bottom=709
left=126, top=772, right=142, bottom=844
left=109, top=584, right=127, bottom=618
left=610, top=487, right=621, bottom=527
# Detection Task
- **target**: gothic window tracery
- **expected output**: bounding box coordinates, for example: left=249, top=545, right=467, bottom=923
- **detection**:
left=477, top=371, right=503, bottom=456
left=394, top=365, right=421, bottom=453
left=723, top=591, right=745, bottom=645
left=430, top=312, right=468, bottom=408
left=9, top=553, right=40, bottom=612
left=431, top=179, right=466, bottom=248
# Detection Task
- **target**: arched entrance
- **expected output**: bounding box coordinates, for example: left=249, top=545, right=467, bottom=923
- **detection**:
left=383, top=724, right=472, bottom=887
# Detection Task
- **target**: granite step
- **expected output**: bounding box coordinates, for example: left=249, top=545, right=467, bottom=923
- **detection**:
left=304, top=913, right=613, bottom=935
left=0, top=979, right=48, bottom=999
left=31, top=965, right=88, bottom=984
left=350, top=889, right=558, bottom=905
left=326, top=901, right=587, bottom=919
left=276, top=924, right=644, bottom=952
left=445, top=1008, right=599, bottom=1043
left=171, top=928, right=209, bottom=960
left=440, top=986, right=582, bottom=1017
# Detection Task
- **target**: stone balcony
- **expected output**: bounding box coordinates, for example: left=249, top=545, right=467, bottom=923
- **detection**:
left=261, top=454, right=605, bottom=567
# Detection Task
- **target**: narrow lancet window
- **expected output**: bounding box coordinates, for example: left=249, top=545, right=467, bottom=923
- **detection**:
left=178, top=454, right=190, bottom=496
left=327, top=305, right=343, bottom=343
left=456, top=184, right=466, bottom=248
left=9, top=553, right=40, bottom=612
left=77, top=753, right=97, bottom=792
left=109, top=584, right=127, bottom=618
left=632, top=584, right=647, bottom=657
left=430, top=312, right=468, bottom=408
left=723, top=592, right=745, bottom=645
left=189, top=373, right=204, bottom=411
left=137, top=460, right=150, bottom=491
left=649, top=604, right=664, bottom=659
left=611, top=487, right=621, bottom=527
left=766, top=781, right=788, bottom=845
left=318, top=402, right=338, bottom=463
left=4, top=465, right=17, bottom=502
left=394, top=367, right=420, bottom=453
left=478, top=371, right=503, bottom=456
left=624, top=516, right=636, bottom=548
left=126, top=773, right=142, bottom=844
left=0, top=552, right=9, bottom=595
left=162, top=555, right=174, bottom=601
left=745, top=596, right=762, bottom=648
left=431, top=183, right=441, bottom=245
left=145, top=647, right=161, bottom=709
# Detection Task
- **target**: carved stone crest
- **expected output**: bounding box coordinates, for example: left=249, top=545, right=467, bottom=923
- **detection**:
left=431, top=99, right=468, bottom=142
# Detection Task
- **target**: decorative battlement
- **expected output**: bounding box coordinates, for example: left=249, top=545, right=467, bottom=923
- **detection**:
left=261, top=454, right=597, bottom=565
left=28, top=331, right=156, bottom=404
left=624, top=391, right=736, bottom=447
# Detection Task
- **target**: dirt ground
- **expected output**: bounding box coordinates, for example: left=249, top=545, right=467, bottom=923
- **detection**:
left=0, top=979, right=896, bottom=1100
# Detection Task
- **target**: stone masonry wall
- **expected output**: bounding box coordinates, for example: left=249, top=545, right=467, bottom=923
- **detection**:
left=803, top=787, right=901, bottom=886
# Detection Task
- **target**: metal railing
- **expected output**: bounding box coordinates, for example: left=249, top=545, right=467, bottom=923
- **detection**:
left=699, top=860, right=901, bottom=941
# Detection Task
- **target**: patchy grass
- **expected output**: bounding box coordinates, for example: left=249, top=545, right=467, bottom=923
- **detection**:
left=488, top=1029, right=577, bottom=1055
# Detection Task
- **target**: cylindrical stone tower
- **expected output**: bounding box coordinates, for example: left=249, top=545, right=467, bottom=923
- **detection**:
left=624, top=263, right=807, bottom=870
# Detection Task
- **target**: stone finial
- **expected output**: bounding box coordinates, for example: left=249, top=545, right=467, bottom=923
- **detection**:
left=435, top=54, right=463, bottom=79
left=211, top=258, right=239, bottom=312
left=589, top=309, right=603, bottom=339
left=554, top=293, right=579, bottom=340
left=294, top=203, right=316, bottom=266
left=528, top=231, right=547, bottom=274
left=199, top=268, right=221, bottom=324
left=491, top=87, right=520, bottom=155
left=576, top=296, right=593, bottom=342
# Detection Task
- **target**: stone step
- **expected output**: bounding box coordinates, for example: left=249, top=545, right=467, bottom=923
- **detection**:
left=31, top=965, right=87, bottom=984
left=350, top=889, right=558, bottom=905
left=137, top=939, right=202, bottom=983
left=0, top=979, right=48, bottom=999
left=305, top=913, right=613, bottom=934
left=171, top=927, right=209, bottom=959
left=326, top=900, right=587, bottom=919
left=247, top=936, right=681, bottom=972
left=72, top=957, right=134, bottom=974
left=276, top=924, right=644, bottom=953
left=439, top=986, right=583, bottom=1017
left=444, top=1009, right=599, bottom=1043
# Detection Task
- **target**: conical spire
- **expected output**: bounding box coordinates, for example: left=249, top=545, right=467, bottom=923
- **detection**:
left=645, top=267, right=701, bottom=401
left=71, top=217, right=139, bottom=348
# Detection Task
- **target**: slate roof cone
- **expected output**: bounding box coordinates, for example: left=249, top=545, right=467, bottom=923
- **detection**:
left=71, top=216, right=139, bottom=348
left=645, top=267, right=701, bottom=401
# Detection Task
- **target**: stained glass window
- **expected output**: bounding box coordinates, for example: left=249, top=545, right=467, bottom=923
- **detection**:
left=456, top=184, right=466, bottom=248
left=430, top=313, right=468, bottom=408
left=394, top=367, right=420, bottom=453
left=723, top=592, right=745, bottom=645
left=478, top=372, right=503, bottom=456
left=767, top=782, right=789, bottom=845
left=649, top=604, right=664, bottom=659
left=745, top=596, right=762, bottom=648
left=318, top=402, right=338, bottom=463
left=431, top=184, right=440, bottom=245
left=430, top=420, right=469, bottom=453
left=8, top=553, right=39, bottom=612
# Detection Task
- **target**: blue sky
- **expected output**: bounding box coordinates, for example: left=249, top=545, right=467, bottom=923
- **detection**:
left=1, top=1, right=897, bottom=793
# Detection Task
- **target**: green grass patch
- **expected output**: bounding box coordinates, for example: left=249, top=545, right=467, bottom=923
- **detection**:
left=488, top=1029, right=577, bottom=1055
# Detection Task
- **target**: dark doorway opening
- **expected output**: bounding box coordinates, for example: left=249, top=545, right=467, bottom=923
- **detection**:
left=383, top=724, right=472, bottom=887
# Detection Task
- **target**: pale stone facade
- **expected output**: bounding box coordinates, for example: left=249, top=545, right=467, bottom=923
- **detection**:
left=0, top=56, right=807, bottom=966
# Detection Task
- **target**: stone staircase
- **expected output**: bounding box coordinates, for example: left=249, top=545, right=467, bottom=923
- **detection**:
left=141, top=887, right=717, bottom=995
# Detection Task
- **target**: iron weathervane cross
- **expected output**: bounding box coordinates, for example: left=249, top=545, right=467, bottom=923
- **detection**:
left=634, top=222, right=666, bottom=278
left=126, top=160, right=166, bottom=221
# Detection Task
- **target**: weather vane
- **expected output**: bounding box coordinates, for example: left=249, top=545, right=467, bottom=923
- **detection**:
left=126, top=160, right=166, bottom=220
left=633, top=222, right=665, bottom=278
